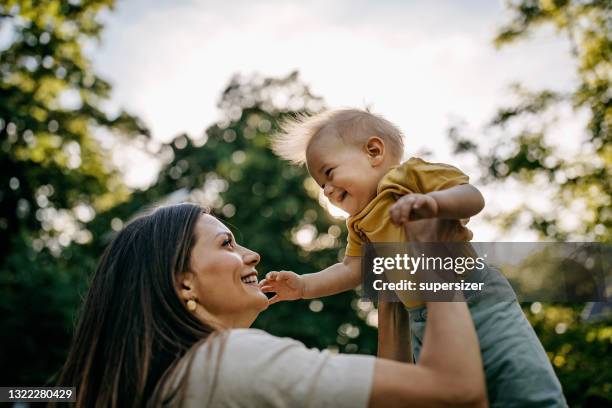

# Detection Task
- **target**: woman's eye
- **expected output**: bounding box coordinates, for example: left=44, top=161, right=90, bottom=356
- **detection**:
left=222, top=238, right=233, bottom=247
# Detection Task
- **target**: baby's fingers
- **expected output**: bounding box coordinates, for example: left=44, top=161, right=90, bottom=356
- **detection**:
left=260, top=284, right=275, bottom=293
left=390, top=202, right=404, bottom=224
left=399, top=200, right=413, bottom=222
left=412, top=196, right=423, bottom=209
left=276, top=271, right=296, bottom=281
left=268, top=295, right=281, bottom=305
left=265, top=271, right=279, bottom=281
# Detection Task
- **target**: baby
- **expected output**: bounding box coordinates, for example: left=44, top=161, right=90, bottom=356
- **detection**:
left=261, top=108, right=567, bottom=407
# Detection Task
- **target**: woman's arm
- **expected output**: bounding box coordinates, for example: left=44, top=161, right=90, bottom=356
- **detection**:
left=369, top=301, right=487, bottom=408
left=183, top=300, right=486, bottom=407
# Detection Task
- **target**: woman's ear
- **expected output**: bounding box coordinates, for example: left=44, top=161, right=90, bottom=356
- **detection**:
left=364, top=136, right=385, bottom=166
left=176, top=271, right=196, bottom=302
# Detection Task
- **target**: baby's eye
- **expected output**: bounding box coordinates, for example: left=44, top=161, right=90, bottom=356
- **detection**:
left=325, top=168, right=334, bottom=177
left=222, top=236, right=234, bottom=247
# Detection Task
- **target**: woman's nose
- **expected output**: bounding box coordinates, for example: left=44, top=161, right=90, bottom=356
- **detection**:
left=242, top=248, right=260, bottom=266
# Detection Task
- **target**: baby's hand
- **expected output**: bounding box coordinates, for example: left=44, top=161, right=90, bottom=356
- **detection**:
left=259, top=271, right=305, bottom=304
left=390, top=194, right=439, bottom=225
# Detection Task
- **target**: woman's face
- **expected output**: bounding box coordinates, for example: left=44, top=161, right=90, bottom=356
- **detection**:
left=181, top=213, right=268, bottom=328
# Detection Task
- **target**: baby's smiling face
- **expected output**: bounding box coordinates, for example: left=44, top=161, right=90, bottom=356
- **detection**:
left=306, top=136, right=390, bottom=216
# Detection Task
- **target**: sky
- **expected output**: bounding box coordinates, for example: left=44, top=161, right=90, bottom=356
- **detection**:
left=89, top=0, right=579, bottom=240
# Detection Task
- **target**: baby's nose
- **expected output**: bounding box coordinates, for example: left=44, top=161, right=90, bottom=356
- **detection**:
left=323, top=184, right=334, bottom=198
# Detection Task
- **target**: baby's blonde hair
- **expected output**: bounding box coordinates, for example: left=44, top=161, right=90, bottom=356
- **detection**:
left=271, top=108, right=404, bottom=165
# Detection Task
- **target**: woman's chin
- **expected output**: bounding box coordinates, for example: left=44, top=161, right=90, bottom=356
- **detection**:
left=247, top=288, right=270, bottom=312
left=239, top=281, right=269, bottom=312
left=256, top=292, right=270, bottom=311
left=235, top=295, right=269, bottom=328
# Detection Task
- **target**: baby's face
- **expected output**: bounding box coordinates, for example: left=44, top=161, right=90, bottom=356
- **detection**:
left=306, top=138, right=384, bottom=216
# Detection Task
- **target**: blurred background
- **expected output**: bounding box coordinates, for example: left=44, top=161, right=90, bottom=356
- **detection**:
left=0, top=0, right=610, bottom=406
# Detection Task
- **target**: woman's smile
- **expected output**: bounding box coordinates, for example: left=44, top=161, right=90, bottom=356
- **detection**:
left=240, top=271, right=259, bottom=286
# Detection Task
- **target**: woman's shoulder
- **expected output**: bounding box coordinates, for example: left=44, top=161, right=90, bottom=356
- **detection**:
left=186, top=328, right=313, bottom=386
left=223, top=327, right=301, bottom=347
left=190, top=328, right=304, bottom=359
left=181, top=329, right=375, bottom=407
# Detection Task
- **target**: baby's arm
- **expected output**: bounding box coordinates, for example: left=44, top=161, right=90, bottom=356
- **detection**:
left=259, top=256, right=361, bottom=304
left=429, top=184, right=485, bottom=219
left=390, top=184, right=484, bottom=224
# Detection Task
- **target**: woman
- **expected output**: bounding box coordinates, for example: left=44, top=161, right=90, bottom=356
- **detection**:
left=58, top=203, right=487, bottom=407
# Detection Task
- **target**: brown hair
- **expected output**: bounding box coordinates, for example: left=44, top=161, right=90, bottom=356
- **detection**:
left=56, top=203, right=218, bottom=407
left=272, top=108, right=405, bottom=165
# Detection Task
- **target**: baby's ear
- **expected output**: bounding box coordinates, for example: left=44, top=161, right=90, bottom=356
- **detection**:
left=365, top=136, right=385, bottom=165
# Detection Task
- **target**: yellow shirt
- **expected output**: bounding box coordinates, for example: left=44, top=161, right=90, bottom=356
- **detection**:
left=347, top=157, right=476, bottom=361
left=346, top=157, right=472, bottom=256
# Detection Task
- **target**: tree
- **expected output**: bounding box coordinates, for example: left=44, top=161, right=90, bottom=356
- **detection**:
left=451, top=0, right=610, bottom=241
left=0, top=0, right=146, bottom=385
left=449, top=1, right=611, bottom=405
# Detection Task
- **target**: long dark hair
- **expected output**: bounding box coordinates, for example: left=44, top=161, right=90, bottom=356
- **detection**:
left=57, top=203, right=216, bottom=407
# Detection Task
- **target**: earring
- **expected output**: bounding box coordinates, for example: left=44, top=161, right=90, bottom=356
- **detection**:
left=187, top=298, right=197, bottom=312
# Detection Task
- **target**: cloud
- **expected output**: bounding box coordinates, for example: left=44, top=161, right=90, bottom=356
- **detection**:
left=94, top=0, right=574, bottom=145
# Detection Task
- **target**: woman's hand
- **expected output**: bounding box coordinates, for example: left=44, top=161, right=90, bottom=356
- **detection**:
left=259, top=271, right=305, bottom=304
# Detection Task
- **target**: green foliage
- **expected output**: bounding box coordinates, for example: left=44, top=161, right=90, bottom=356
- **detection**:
left=0, top=236, right=92, bottom=385
left=0, top=0, right=148, bottom=255
left=527, top=304, right=612, bottom=406
left=450, top=1, right=611, bottom=405
left=452, top=0, right=610, bottom=241
left=0, top=0, right=146, bottom=385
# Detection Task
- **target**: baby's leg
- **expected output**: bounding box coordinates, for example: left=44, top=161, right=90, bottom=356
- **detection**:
left=469, top=299, right=566, bottom=407
left=408, top=268, right=567, bottom=407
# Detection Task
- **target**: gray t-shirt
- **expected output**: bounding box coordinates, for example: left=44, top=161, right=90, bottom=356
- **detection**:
left=173, top=328, right=375, bottom=408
